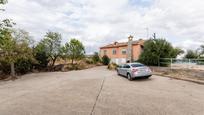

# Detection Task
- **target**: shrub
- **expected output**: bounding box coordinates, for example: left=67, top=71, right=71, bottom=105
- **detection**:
left=15, top=58, right=33, bottom=74
left=184, top=50, right=199, bottom=59
left=34, top=52, right=49, bottom=69
left=138, top=38, right=183, bottom=66
left=108, top=63, right=118, bottom=70
left=85, top=58, right=94, bottom=64
left=0, top=57, right=34, bottom=75
left=0, top=60, right=10, bottom=74
left=102, top=55, right=110, bottom=65
left=92, top=52, right=100, bottom=63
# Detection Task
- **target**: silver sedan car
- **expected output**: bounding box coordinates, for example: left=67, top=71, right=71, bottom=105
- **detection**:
left=116, top=63, right=152, bottom=80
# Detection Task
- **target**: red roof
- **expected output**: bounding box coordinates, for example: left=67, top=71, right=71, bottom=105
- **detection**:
left=100, top=39, right=145, bottom=49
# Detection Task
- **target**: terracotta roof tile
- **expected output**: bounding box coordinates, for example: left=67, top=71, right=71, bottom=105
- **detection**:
left=100, top=39, right=145, bottom=49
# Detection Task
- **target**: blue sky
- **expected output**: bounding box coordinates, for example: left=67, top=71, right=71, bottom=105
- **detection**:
left=1, top=0, right=204, bottom=54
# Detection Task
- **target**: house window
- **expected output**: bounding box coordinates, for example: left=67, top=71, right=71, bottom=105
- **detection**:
left=122, top=49, right=126, bottom=55
left=112, top=49, right=116, bottom=55
left=104, top=50, right=107, bottom=55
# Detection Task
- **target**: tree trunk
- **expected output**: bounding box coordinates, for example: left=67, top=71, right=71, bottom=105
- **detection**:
left=10, top=62, right=15, bottom=77
left=71, top=58, right=74, bottom=65
left=52, top=57, right=57, bottom=67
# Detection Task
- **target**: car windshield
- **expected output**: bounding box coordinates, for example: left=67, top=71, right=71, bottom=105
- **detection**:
left=131, top=64, right=144, bottom=67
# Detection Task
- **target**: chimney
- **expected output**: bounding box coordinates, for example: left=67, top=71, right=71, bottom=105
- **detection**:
left=114, top=42, right=118, bottom=45
left=127, top=35, right=133, bottom=63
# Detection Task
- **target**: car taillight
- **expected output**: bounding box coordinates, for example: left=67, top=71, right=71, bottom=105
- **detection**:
left=132, top=69, right=138, bottom=73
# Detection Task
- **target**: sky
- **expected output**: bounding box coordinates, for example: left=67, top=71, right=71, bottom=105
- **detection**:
left=1, top=0, right=204, bottom=54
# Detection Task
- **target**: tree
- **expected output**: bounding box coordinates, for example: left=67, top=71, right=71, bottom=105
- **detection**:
left=0, top=21, right=16, bottom=76
left=102, top=55, right=110, bottom=65
left=41, top=31, right=62, bottom=67
left=197, top=45, right=204, bottom=58
left=171, top=47, right=184, bottom=58
left=0, top=21, right=33, bottom=77
left=92, top=52, right=100, bottom=63
left=184, top=50, right=198, bottom=59
left=66, top=39, right=85, bottom=65
left=0, top=0, right=7, bottom=11
left=34, top=41, right=50, bottom=69
left=0, top=0, right=7, bottom=4
left=60, top=42, right=69, bottom=64
left=13, top=29, right=35, bottom=47
left=138, top=38, right=183, bottom=66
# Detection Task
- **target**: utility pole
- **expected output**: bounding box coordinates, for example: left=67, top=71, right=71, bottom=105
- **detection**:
left=153, top=33, right=156, bottom=39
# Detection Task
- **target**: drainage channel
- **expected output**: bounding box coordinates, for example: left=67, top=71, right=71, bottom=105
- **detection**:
left=90, top=77, right=106, bottom=115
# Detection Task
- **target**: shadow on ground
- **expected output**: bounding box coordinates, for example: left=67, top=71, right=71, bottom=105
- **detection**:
left=118, top=74, right=153, bottom=82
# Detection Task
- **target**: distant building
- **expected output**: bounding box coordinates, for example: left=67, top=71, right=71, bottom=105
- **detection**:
left=100, top=36, right=145, bottom=64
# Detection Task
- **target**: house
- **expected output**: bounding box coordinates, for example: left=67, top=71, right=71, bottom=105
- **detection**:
left=100, top=35, right=145, bottom=64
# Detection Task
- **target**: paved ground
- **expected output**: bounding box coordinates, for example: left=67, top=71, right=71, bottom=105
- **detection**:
left=0, top=66, right=204, bottom=115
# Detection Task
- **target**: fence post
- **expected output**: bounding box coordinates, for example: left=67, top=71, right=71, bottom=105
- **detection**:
left=188, top=59, right=191, bottom=69
left=170, top=58, right=172, bottom=70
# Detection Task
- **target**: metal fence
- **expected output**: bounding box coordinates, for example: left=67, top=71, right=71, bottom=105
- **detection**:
left=159, top=58, right=204, bottom=70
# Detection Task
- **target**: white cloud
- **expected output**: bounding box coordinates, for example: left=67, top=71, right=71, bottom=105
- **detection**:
left=1, top=0, right=204, bottom=54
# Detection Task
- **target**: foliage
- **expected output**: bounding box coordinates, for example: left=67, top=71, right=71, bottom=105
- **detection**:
left=33, top=43, right=49, bottom=69
left=0, top=20, right=34, bottom=76
left=0, top=1, right=36, bottom=76
left=0, top=60, right=10, bottom=74
left=92, top=52, right=100, bottom=64
left=64, top=38, right=85, bottom=65
left=108, top=63, right=118, bottom=70
left=170, top=47, right=184, bottom=58
left=60, top=42, right=69, bottom=62
left=0, top=0, right=7, bottom=4
left=41, top=31, right=62, bottom=67
left=13, top=29, right=35, bottom=47
left=200, top=45, right=204, bottom=55
left=197, top=45, right=204, bottom=58
left=0, top=0, right=7, bottom=11
left=85, top=58, right=94, bottom=64
left=0, top=20, right=17, bottom=76
left=15, top=58, right=33, bottom=74
left=138, top=38, right=183, bottom=66
left=102, top=55, right=110, bottom=65
left=184, top=50, right=199, bottom=59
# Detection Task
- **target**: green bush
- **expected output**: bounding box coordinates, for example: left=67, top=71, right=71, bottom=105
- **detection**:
left=102, top=55, right=110, bottom=65
left=15, top=58, right=33, bottom=74
left=34, top=52, right=49, bottom=69
left=0, top=58, right=34, bottom=75
left=92, top=52, right=100, bottom=63
left=0, top=60, right=10, bottom=74
left=85, top=58, right=94, bottom=64
left=138, top=39, right=183, bottom=66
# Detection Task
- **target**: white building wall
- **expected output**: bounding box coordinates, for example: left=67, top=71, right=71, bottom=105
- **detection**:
left=111, top=58, right=126, bottom=65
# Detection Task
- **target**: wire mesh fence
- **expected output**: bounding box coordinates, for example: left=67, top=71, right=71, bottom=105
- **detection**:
left=159, top=58, right=204, bottom=70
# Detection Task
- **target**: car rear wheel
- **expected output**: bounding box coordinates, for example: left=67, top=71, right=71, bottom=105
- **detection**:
left=145, top=75, right=152, bottom=79
left=127, top=73, right=132, bottom=81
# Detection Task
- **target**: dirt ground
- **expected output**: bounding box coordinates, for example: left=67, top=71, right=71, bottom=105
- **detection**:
left=0, top=66, right=204, bottom=115
left=151, top=67, right=204, bottom=82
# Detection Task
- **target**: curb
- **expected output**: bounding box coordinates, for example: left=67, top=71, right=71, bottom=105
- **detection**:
left=153, top=73, right=204, bottom=85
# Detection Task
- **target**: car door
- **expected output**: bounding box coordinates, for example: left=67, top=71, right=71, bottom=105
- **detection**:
left=119, top=65, right=125, bottom=75
left=118, top=65, right=124, bottom=75
left=117, top=65, right=122, bottom=75
left=123, top=64, right=130, bottom=76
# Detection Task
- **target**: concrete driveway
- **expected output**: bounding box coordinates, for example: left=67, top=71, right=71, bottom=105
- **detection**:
left=0, top=66, right=204, bottom=115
